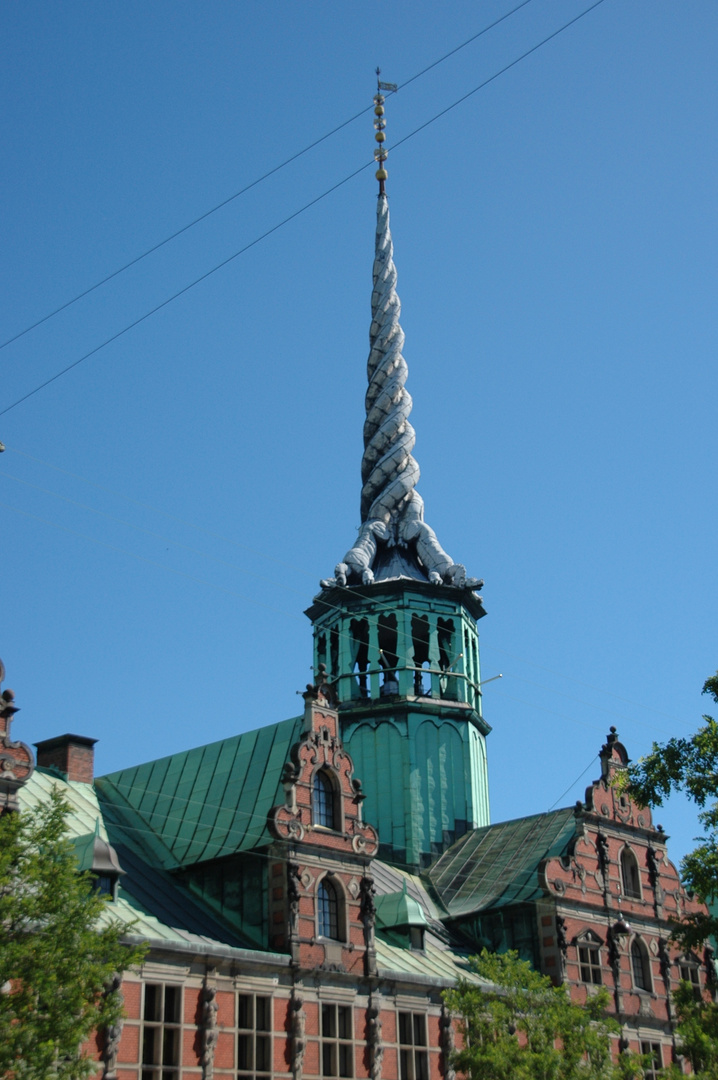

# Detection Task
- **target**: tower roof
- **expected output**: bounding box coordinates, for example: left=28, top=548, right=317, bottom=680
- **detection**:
left=321, top=92, right=482, bottom=596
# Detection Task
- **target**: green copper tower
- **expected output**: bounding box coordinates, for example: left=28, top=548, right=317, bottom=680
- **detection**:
left=306, top=84, right=490, bottom=868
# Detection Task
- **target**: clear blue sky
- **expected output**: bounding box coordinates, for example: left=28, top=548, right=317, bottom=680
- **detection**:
left=2, top=1, right=716, bottom=869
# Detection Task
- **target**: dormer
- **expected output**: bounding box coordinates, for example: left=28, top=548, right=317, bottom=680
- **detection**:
left=375, top=880, right=428, bottom=951
left=72, top=820, right=126, bottom=901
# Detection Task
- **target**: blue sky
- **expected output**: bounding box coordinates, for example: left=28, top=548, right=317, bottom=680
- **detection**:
left=2, top=1, right=716, bottom=868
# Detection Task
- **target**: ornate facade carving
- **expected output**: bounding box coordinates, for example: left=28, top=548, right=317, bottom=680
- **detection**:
left=0, top=659, right=34, bottom=813
left=199, top=978, right=219, bottom=1080
left=290, top=990, right=306, bottom=1080
left=100, top=973, right=124, bottom=1080
left=367, top=998, right=384, bottom=1080
left=439, top=1003, right=456, bottom=1080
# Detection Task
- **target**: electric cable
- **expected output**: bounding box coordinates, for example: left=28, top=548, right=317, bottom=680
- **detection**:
left=0, top=0, right=536, bottom=354
left=0, top=451, right=692, bottom=736
left=0, top=0, right=610, bottom=420
left=2, top=489, right=684, bottom=747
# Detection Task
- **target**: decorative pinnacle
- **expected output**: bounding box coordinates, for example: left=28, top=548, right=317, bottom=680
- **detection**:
left=374, top=68, right=396, bottom=195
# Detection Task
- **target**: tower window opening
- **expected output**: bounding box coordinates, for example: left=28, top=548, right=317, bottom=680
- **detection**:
left=378, top=612, right=398, bottom=694
left=349, top=618, right=370, bottom=697
left=330, top=626, right=339, bottom=677
left=437, top=618, right=457, bottom=699
left=317, top=633, right=327, bottom=671
left=411, top=614, right=430, bottom=695
left=313, top=770, right=337, bottom=830
left=318, top=877, right=340, bottom=940
left=437, top=619, right=455, bottom=672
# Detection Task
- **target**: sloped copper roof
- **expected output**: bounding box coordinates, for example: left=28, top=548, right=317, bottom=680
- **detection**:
left=96, top=715, right=303, bottom=869
left=427, top=808, right=577, bottom=918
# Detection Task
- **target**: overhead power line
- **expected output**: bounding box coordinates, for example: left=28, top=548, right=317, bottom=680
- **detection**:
left=0, top=0, right=609, bottom=420
left=0, top=0, right=536, bottom=354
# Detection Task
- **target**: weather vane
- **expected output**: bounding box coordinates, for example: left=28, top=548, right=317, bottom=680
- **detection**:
left=374, top=67, right=397, bottom=196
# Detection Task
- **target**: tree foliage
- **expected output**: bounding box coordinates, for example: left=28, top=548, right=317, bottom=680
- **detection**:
left=443, top=949, right=643, bottom=1080
left=622, top=671, right=718, bottom=950
left=0, top=789, right=146, bottom=1080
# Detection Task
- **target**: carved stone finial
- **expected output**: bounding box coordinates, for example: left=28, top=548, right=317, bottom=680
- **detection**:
left=302, top=664, right=337, bottom=706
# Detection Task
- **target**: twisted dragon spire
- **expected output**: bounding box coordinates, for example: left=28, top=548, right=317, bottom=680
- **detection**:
left=320, top=84, right=481, bottom=593
left=360, top=193, right=419, bottom=524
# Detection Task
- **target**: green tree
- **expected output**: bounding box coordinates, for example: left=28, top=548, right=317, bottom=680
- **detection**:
left=622, top=671, right=718, bottom=951
left=443, top=949, right=643, bottom=1080
left=0, top=789, right=146, bottom=1080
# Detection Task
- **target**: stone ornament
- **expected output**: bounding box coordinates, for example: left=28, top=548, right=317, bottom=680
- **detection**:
left=101, top=973, right=124, bottom=1080
left=439, top=1003, right=456, bottom=1080
left=199, top=978, right=219, bottom=1080
left=0, top=659, right=34, bottom=812
left=290, top=990, right=306, bottom=1080
left=368, top=999, right=384, bottom=1080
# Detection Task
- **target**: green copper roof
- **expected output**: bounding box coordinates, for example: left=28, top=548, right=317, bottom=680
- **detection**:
left=427, top=808, right=578, bottom=918
left=19, top=771, right=252, bottom=950
left=96, top=715, right=303, bottom=869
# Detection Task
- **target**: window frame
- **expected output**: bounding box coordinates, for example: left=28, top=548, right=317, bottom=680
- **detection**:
left=398, top=1011, right=429, bottom=1080
left=237, top=991, right=273, bottom=1079
left=578, top=942, right=603, bottom=985
left=678, top=958, right=703, bottom=1001
left=640, top=1041, right=662, bottom=1080
left=321, top=1002, right=353, bottom=1078
left=631, top=938, right=652, bottom=993
left=141, top=982, right=182, bottom=1080
left=313, top=769, right=338, bottom=830
left=317, top=876, right=342, bottom=941
left=621, top=847, right=642, bottom=899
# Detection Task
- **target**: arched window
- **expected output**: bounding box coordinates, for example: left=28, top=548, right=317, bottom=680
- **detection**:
left=631, top=939, right=652, bottom=992
left=621, top=848, right=641, bottom=898
left=317, top=877, right=340, bottom=940
left=313, top=770, right=336, bottom=830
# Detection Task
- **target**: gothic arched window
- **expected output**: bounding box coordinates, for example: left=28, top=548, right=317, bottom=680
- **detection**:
left=631, top=938, right=652, bottom=992
left=317, top=877, right=340, bottom=940
left=621, top=848, right=641, bottom=899
left=313, top=770, right=336, bottom=830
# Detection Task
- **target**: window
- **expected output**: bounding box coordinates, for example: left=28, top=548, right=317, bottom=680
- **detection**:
left=640, top=1041, right=662, bottom=1080
left=318, top=878, right=340, bottom=940
left=621, top=849, right=641, bottom=898
left=237, top=994, right=272, bottom=1079
left=313, top=770, right=336, bottom=829
left=398, top=1012, right=429, bottom=1080
left=631, top=939, right=652, bottom=992
left=321, top=1003, right=353, bottom=1077
left=95, top=873, right=115, bottom=898
left=141, top=983, right=181, bottom=1080
left=578, top=943, right=602, bottom=985
left=679, top=961, right=702, bottom=1001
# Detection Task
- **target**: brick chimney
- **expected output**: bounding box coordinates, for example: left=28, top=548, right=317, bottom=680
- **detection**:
left=34, top=734, right=97, bottom=784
